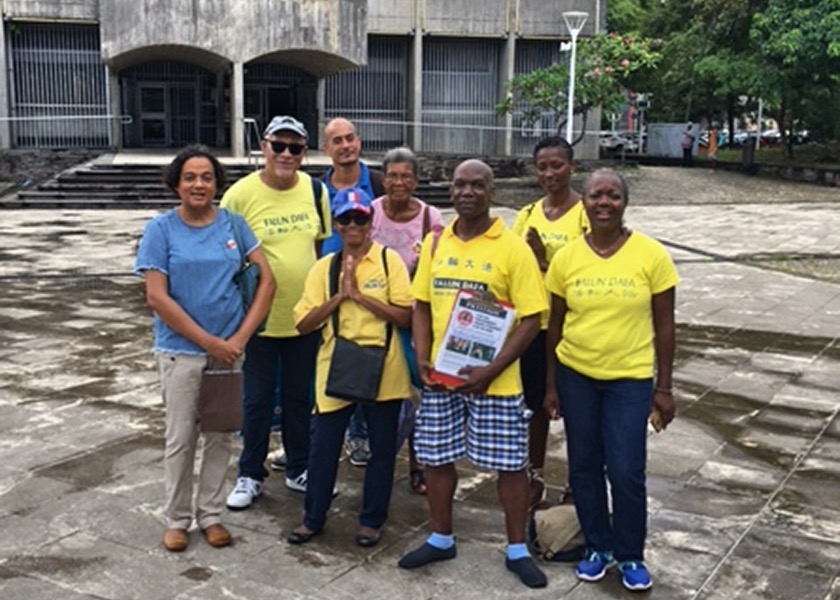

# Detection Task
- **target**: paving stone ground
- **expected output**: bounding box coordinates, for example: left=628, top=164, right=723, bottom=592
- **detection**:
left=0, top=165, right=838, bottom=599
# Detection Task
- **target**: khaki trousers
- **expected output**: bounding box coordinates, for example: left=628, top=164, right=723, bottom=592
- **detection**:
left=156, top=353, right=239, bottom=530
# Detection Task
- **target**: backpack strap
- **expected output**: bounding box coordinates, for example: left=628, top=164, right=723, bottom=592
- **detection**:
left=525, top=201, right=538, bottom=219
left=421, top=204, right=430, bottom=238
left=311, top=177, right=327, bottom=236
left=369, top=168, right=386, bottom=197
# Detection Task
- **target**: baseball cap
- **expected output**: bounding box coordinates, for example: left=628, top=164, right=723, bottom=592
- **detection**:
left=332, top=187, right=372, bottom=217
left=263, top=115, right=308, bottom=140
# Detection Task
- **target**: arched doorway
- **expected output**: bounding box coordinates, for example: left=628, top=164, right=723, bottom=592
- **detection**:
left=243, top=63, right=318, bottom=148
left=120, top=60, right=221, bottom=148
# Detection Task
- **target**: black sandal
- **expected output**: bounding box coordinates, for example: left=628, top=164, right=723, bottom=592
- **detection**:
left=410, top=469, right=427, bottom=495
left=286, top=526, right=320, bottom=545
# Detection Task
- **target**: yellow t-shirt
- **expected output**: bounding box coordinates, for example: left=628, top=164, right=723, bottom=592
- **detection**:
left=294, top=243, right=412, bottom=413
left=512, top=198, right=589, bottom=329
left=545, top=231, right=680, bottom=380
left=411, top=217, right=548, bottom=395
left=221, top=171, right=331, bottom=338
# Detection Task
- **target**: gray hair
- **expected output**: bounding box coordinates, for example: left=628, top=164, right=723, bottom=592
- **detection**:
left=382, top=146, right=419, bottom=176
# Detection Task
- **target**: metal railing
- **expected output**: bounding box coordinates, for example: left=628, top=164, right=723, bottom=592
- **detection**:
left=243, top=118, right=263, bottom=169
left=324, top=116, right=565, bottom=156
left=1, top=114, right=133, bottom=148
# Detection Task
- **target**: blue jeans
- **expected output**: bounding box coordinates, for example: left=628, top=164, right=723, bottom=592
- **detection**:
left=555, top=361, right=652, bottom=562
left=346, top=405, right=368, bottom=442
left=304, top=400, right=401, bottom=532
left=239, top=332, right=319, bottom=481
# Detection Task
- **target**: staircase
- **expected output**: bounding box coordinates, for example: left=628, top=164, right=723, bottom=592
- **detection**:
left=6, top=162, right=452, bottom=209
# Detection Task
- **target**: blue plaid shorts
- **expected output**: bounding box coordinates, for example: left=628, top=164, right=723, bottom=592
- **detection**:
left=414, top=389, right=531, bottom=472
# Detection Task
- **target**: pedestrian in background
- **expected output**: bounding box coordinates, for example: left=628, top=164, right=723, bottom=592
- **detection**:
left=681, top=121, right=696, bottom=167
left=706, top=123, right=719, bottom=169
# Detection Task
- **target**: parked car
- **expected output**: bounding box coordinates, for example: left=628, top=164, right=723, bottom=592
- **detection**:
left=599, top=130, right=642, bottom=156
left=760, top=129, right=781, bottom=144
left=732, top=130, right=758, bottom=147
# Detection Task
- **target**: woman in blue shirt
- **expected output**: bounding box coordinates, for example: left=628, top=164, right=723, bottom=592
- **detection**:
left=135, top=145, right=275, bottom=552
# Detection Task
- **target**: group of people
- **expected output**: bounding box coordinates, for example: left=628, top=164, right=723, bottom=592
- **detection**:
left=135, top=114, right=679, bottom=593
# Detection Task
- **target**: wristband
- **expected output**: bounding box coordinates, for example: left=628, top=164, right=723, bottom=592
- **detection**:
left=654, top=387, right=673, bottom=395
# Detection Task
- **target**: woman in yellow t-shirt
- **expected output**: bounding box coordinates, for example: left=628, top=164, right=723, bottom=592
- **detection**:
left=512, top=136, right=588, bottom=508
left=544, top=169, right=679, bottom=592
left=287, top=187, right=412, bottom=548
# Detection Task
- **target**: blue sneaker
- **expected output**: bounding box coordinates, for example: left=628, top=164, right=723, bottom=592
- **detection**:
left=619, top=561, right=653, bottom=591
left=576, top=550, right=615, bottom=581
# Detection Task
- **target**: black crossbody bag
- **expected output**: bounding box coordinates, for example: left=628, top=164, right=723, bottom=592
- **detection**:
left=324, top=247, right=392, bottom=403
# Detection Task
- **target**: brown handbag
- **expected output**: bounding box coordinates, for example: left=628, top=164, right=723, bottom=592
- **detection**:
left=198, top=368, right=243, bottom=433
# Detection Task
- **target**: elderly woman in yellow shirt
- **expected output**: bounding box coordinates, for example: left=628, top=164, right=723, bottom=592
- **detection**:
left=287, top=187, right=412, bottom=548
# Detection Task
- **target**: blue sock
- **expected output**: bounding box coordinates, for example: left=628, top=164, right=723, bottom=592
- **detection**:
left=427, top=532, right=455, bottom=550
left=507, top=543, right=530, bottom=560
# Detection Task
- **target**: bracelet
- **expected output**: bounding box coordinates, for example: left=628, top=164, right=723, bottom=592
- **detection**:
left=654, top=387, right=673, bottom=395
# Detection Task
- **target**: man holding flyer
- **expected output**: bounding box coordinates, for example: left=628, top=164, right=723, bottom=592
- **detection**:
left=398, top=159, right=549, bottom=589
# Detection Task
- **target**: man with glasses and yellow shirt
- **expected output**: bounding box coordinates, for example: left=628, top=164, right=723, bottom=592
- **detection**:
left=221, top=116, right=331, bottom=510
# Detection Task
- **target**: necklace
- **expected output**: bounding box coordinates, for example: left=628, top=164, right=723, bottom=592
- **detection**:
left=587, top=228, right=629, bottom=257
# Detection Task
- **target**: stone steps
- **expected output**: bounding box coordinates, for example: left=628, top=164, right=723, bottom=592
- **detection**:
left=7, top=163, right=452, bottom=209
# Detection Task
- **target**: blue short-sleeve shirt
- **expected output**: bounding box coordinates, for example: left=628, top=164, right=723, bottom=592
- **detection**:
left=135, top=208, right=260, bottom=355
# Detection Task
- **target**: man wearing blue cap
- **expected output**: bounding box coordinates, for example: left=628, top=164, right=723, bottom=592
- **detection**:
left=221, top=115, right=332, bottom=510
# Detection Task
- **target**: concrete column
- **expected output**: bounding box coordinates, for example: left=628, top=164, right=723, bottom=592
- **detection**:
left=409, top=25, right=423, bottom=151
left=107, top=68, right=122, bottom=150
left=231, top=62, right=245, bottom=158
left=0, top=21, right=12, bottom=149
left=404, top=0, right=424, bottom=150
left=317, top=77, right=326, bottom=144
left=215, top=68, right=226, bottom=149
left=499, top=33, right=516, bottom=155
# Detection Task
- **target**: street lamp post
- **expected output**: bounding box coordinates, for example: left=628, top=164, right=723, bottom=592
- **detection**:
left=562, top=11, right=588, bottom=144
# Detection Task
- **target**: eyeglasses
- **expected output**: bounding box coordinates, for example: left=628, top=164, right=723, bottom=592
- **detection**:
left=265, top=140, right=306, bottom=155
left=384, top=172, right=416, bottom=183
left=334, top=213, right=371, bottom=226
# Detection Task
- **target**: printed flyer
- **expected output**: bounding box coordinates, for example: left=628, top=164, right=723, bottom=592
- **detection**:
left=432, top=289, right=516, bottom=387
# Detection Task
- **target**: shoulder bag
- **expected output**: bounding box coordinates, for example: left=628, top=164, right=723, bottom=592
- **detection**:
left=226, top=209, right=266, bottom=333
left=324, top=247, right=392, bottom=403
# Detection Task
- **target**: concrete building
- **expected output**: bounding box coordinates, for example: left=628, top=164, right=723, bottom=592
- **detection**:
left=0, top=0, right=602, bottom=157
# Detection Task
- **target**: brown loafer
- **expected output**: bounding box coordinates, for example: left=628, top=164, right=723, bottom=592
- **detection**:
left=202, top=524, right=232, bottom=548
left=163, top=528, right=189, bottom=552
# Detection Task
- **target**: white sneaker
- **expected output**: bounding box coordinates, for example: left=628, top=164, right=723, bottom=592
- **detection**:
left=269, top=449, right=286, bottom=471
left=285, top=471, right=308, bottom=493
left=285, top=471, right=338, bottom=497
left=226, top=476, right=262, bottom=510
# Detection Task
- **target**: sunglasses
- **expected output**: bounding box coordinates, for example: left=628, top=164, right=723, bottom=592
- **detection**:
left=334, top=213, right=371, bottom=226
left=266, top=140, right=306, bottom=155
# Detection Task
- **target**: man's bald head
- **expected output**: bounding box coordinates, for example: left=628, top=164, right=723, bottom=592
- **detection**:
left=323, top=118, right=361, bottom=167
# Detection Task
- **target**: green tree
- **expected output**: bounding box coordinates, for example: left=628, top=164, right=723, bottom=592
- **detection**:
left=751, top=0, right=840, bottom=152
left=496, top=33, right=662, bottom=145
